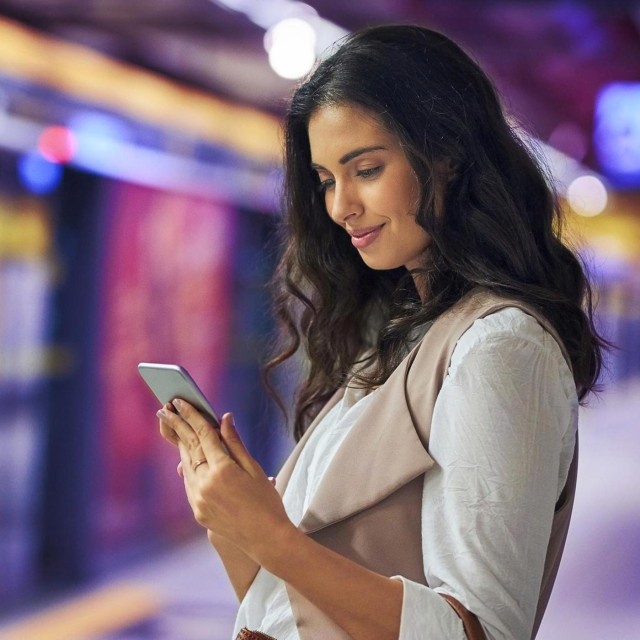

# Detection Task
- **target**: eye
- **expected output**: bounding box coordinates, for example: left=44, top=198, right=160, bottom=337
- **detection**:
left=317, top=177, right=335, bottom=193
left=356, top=166, right=382, bottom=179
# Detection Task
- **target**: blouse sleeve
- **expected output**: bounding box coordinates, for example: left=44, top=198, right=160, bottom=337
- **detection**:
left=393, top=308, right=578, bottom=640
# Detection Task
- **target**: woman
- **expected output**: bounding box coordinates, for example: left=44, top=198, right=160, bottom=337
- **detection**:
left=157, top=25, right=606, bottom=639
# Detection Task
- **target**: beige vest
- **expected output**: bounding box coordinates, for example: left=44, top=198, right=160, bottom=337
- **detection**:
left=275, top=289, right=579, bottom=639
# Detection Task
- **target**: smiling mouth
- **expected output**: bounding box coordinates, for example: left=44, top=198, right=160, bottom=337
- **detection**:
left=349, top=224, right=384, bottom=249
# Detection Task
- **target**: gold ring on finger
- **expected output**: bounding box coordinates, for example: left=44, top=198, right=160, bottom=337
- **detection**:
left=192, top=458, right=208, bottom=471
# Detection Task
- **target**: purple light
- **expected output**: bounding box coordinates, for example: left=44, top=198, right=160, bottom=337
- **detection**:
left=594, top=82, right=640, bottom=187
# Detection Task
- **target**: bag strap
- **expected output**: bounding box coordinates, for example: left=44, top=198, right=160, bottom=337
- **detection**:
left=441, top=594, right=488, bottom=640
left=236, top=628, right=278, bottom=640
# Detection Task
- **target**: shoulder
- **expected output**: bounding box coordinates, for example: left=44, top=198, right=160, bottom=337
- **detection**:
left=453, top=306, right=551, bottom=359
left=431, top=306, right=579, bottom=469
left=448, top=307, right=576, bottom=401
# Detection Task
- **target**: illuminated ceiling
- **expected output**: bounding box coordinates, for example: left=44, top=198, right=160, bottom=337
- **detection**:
left=0, top=0, right=639, bottom=173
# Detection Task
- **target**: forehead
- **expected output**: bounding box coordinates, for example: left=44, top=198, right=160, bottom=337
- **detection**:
left=307, top=104, right=397, bottom=163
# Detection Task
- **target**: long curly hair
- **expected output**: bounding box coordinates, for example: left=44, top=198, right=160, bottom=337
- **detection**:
left=265, top=24, right=608, bottom=441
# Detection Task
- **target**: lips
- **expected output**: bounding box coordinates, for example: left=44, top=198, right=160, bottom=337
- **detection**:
left=349, top=224, right=384, bottom=249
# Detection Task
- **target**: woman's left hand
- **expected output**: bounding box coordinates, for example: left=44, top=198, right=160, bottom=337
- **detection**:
left=157, top=400, right=293, bottom=562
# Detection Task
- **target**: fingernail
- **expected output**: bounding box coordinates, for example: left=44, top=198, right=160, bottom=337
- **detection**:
left=156, top=409, right=164, bottom=418
left=172, top=399, right=183, bottom=411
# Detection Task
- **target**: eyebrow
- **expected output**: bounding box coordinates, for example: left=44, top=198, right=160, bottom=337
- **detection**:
left=311, top=145, right=387, bottom=170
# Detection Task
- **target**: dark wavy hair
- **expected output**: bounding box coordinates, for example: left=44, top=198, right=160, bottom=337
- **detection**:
left=265, top=24, right=608, bottom=441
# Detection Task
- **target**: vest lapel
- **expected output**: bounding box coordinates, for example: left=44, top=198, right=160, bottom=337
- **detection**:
left=297, top=348, right=435, bottom=534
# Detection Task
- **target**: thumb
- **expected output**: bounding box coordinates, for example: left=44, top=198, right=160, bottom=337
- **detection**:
left=219, top=413, right=258, bottom=475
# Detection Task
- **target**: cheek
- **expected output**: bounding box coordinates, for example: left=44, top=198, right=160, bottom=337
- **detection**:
left=403, top=176, right=422, bottom=213
left=385, top=169, right=421, bottom=216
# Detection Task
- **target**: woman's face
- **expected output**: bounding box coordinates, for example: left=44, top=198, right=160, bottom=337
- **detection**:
left=308, top=103, right=430, bottom=272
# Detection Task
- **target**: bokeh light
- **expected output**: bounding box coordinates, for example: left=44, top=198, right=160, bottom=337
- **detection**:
left=264, top=18, right=317, bottom=79
left=594, top=82, right=640, bottom=185
left=18, top=151, right=64, bottom=194
left=566, top=175, right=608, bottom=217
left=69, top=111, right=133, bottom=169
left=37, top=125, right=77, bottom=163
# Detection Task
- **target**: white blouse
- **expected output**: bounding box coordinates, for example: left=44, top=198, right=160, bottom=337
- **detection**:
left=233, top=308, right=578, bottom=640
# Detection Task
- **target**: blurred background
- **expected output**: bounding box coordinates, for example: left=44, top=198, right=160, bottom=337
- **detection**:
left=0, top=1, right=638, bottom=638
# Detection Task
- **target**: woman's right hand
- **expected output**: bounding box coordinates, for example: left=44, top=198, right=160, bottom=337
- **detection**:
left=158, top=402, right=264, bottom=601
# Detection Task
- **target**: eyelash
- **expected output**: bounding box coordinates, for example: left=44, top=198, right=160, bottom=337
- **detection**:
left=317, top=166, right=383, bottom=193
left=358, top=166, right=382, bottom=179
left=317, top=178, right=334, bottom=193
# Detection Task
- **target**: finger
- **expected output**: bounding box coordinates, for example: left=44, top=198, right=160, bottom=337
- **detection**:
left=159, top=418, right=179, bottom=445
left=219, top=413, right=258, bottom=475
left=177, top=440, right=191, bottom=480
left=177, top=441, right=203, bottom=513
left=157, top=405, right=210, bottom=462
left=159, top=403, right=180, bottom=445
left=171, top=399, right=228, bottom=464
left=158, top=409, right=208, bottom=475
left=177, top=440, right=207, bottom=479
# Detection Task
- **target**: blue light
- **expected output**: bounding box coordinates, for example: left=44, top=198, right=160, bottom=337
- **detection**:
left=18, top=151, right=64, bottom=195
left=68, top=112, right=132, bottom=169
left=594, top=82, right=640, bottom=187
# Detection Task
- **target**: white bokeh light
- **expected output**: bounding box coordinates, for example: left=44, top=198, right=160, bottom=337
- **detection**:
left=566, top=175, right=608, bottom=217
left=265, top=18, right=317, bottom=79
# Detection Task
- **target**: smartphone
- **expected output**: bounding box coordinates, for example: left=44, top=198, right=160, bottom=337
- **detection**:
left=138, top=362, right=221, bottom=427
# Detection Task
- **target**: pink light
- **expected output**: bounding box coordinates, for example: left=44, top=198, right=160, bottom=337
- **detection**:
left=38, top=125, right=77, bottom=164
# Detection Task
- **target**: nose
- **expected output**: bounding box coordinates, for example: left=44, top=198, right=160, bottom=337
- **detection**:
left=326, top=181, right=363, bottom=226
